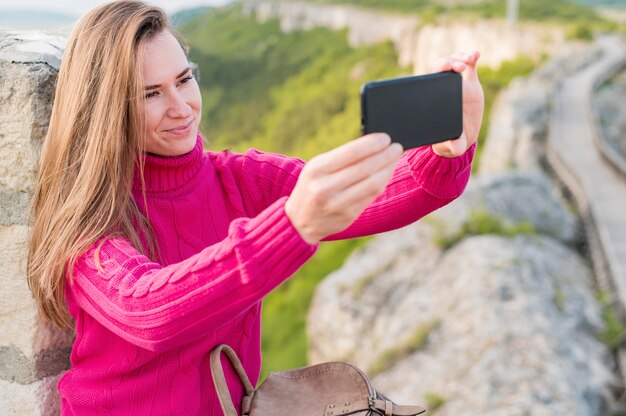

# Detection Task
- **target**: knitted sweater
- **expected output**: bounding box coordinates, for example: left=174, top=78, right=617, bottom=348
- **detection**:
left=59, top=134, right=475, bottom=415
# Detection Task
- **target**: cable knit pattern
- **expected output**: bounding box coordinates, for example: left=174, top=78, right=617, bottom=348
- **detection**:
left=59, top=134, right=475, bottom=415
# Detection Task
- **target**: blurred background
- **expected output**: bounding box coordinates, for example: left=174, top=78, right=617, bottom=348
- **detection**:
left=1, top=0, right=626, bottom=414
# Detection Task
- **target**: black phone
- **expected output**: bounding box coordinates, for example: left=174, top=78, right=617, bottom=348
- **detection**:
left=360, top=71, right=463, bottom=149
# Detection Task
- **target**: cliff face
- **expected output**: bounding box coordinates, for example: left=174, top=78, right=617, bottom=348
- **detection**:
left=242, top=0, right=566, bottom=74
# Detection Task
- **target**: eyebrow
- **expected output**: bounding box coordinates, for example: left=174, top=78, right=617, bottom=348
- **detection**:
left=144, top=67, right=191, bottom=90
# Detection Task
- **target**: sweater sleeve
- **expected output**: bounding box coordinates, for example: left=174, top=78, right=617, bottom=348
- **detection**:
left=213, top=143, right=475, bottom=240
left=67, top=196, right=318, bottom=353
left=324, top=142, right=476, bottom=240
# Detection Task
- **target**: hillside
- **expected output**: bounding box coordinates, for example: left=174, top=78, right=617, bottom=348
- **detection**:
left=181, top=4, right=407, bottom=159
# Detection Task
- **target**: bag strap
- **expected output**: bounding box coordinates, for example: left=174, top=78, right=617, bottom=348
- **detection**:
left=210, top=344, right=256, bottom=416
left=324, top=399, right=425, bottom=416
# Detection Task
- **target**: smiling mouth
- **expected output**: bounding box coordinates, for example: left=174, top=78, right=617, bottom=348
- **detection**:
left=165, top=119, right=193, bottom=133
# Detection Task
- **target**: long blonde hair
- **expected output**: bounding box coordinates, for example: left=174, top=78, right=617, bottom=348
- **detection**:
left=27, top=1, right=188, bottom=330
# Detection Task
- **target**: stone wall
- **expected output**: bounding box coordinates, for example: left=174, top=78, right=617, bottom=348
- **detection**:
left=0, top=31, right=73, bottom=416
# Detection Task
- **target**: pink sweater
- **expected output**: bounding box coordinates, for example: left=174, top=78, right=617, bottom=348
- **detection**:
left=59, top=134, right=475, bottom=415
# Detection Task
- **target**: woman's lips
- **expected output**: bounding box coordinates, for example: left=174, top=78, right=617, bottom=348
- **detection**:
left=164, top=119, right=193, bottom=136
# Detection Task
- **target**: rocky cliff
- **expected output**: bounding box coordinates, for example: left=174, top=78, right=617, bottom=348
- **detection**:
left=242, top=0, right=566, bottom=74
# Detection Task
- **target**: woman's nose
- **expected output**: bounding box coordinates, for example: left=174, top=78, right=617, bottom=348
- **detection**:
left=167, top=91, right=192, bottom=118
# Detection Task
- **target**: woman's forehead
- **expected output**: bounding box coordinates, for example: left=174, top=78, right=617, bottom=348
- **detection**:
left=141, top=31, right=189, bottom=84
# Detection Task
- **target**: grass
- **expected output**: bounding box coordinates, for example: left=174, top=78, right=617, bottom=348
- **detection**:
left=553, top=282, right=566, bottom=313
left=260, top=236, right=373, bottom=380
left=368, top=319, right=441, bottom=376
left=434, top=208, right=536, bottom=250
left=595, top=290, right=626, bottom=350
left=351, top=262, right=394, bottom=300
left=424, top=392, right=447, bottom=412
left=352, top=272, right=377, bottom=300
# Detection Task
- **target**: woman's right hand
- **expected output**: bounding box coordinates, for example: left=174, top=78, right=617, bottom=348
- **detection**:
left=284, top=133, right=404, bottom=245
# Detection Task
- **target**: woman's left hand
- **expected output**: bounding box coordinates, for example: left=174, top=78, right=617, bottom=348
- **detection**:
left=430, top=51, right=485, bottom=158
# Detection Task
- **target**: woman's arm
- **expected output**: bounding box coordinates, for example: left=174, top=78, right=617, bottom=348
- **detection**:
left=323, top=142, right=475, bottom=240
left=213, top=140, right=474, bottom=242
left=68, top=196, right=317, bottom=352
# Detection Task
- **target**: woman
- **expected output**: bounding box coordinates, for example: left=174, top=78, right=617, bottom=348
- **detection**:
left=27, top=1, right=483, bottom=414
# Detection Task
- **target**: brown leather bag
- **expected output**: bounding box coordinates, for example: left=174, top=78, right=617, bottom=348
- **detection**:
left=210, top=344, right=426, bottom=416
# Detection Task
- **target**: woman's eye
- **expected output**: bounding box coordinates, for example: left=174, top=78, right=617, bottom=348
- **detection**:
left=145, top=91, right=159, bottom=99
left=179, top=75, right=193, bottom=85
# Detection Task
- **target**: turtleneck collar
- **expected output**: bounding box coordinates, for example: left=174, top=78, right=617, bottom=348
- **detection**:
left=132, top=134, right=204, bottom=193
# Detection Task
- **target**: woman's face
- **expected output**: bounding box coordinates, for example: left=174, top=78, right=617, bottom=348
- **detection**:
left=141, top=30, right=202, bottom=157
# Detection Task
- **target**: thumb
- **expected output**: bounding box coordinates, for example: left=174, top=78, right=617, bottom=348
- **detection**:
left=432, top=133, right=468, bottom=158
left=462, top=51, right=480, bottom=82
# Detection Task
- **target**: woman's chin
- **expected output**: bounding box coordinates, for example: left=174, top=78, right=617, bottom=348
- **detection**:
left=146, top=132, right=197, bottom=157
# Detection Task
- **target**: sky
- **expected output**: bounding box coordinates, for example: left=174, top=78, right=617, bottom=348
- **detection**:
left=0, top=0, right=234, bottom=16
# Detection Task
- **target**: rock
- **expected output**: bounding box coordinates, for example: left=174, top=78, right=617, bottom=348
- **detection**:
left=536, top=42, right=604, bottom=82
left=308, top=219, right=442, bottom=364
left=0, top=31, right=74, bottom=416
left=308, top=169, right=582, bottom=364
left=0, top=373, right=64, bottom=416
left=373, top=235, right=615, bottom=416
left=410, top=20, right=564, bottom=75
left=478, top=83, right=545, bottom=175
left=594, top=70, right=626, bottom=158
left=432, top=171, right=580, bottom=245
left=0, top=31, right=64, bottom=196
left=308, top=232, right=616, bottom=415
left=479, top=42, right=606, bottom=177
left=0, top=224, right=73, bottom=382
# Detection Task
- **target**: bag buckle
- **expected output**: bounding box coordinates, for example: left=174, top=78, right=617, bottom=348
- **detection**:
left=368, top=396, right=396, bottom=416
left=368, top=397, right=385, bottom=416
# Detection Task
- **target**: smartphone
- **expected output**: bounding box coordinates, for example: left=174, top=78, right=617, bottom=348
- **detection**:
left=360, top=71, right=463, bottom=149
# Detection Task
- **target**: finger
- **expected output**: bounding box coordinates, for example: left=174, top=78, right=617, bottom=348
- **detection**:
left=325, top=160, right=397, bottom=213
left=450, top=51, right=479, bottom=66
left=462, top=53, right=480, bottom=82
left=311, top=133, right=391, bottom=174
left=324, top=142, right=403, bottom=192
left=445, top=52, right=479, bottom=81
left=431, top=56, right=454, bottom=73
left=452, top=60, right=467, bottom=73
left=467, top=51, right=480, bottom=66
left=431, top=57, right=467, bottom=74
left=450, top=52, right=470, bottom=62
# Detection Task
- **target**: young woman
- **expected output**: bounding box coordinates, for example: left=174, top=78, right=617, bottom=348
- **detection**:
left=27, top=1, right=483, bottom=414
